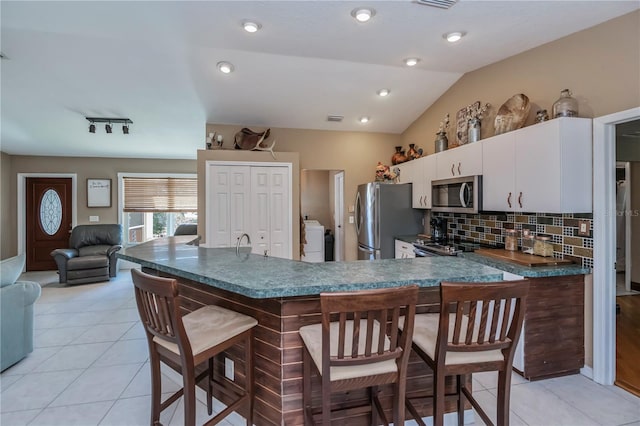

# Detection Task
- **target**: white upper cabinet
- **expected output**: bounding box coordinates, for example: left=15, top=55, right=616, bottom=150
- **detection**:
left=482, top=132, right=517, bottom=211
left=482, top=117, right=592, bottom=213
left=435, top=142, right=483, bottom=180
left=397, top=156, right=436, bottom=209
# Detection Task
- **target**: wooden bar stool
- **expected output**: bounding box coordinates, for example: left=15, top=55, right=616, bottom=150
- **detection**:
left=299, top=285, right=418, bottom=426
left=131, top=269, right=258, bottom=426
left=402, top=280, right=529, bottom=426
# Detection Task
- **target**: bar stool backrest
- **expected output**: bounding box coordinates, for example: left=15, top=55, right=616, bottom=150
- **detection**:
left=131, top=269, right=192, bottom=358
left=437, top=280, right=529, bottom=364
left=320, top=285, right=418, bottom=372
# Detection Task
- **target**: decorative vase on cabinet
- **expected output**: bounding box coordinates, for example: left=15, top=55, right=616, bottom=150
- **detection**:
left=391, top=146, right=407, bottom=165
left=552, top=89, right=578, bottom=118
left=434, top=131, right=448, bottom=153
left=468, top=118, right=481, bottom=143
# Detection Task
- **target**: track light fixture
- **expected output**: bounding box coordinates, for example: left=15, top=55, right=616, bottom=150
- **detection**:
left=85, top=117, right=133, bottom=134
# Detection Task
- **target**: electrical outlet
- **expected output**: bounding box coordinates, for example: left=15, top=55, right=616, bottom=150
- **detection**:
left=578, top=219, right=590, bottom=236
left=349, top=216, right=354, bottom=224
left=224, top=357, right=234, bottom=381
left=89, top=216, right=99, bottom=222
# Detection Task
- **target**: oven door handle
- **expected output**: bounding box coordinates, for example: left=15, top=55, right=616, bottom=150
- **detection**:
left=413, top=248, right=434, bottom=257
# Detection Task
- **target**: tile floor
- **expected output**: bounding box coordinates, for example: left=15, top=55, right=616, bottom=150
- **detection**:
left=1, top=269, right=639, bottom=426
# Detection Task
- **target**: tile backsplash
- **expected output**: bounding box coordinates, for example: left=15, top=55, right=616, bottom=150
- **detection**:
left=433, top=212, right=594, bottom=270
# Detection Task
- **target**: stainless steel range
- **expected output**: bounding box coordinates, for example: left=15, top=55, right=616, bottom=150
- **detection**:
left=412, top=239, right=482, bottom=257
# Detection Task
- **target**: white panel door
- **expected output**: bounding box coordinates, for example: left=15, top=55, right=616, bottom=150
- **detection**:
left=229, top=167, right=252, bottom=244
left=250, top=166, right=291, bottom=258
left=208, top=166, right=250, bottom=247
left=251, top=167, right=271, bottom=255
left=268, top=168, right=290, bottom=259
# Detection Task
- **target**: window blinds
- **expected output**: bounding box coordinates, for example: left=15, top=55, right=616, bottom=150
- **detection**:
left=123, top=177, right=197, bottom=212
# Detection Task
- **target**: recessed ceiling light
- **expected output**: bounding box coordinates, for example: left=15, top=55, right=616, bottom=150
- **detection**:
left=242, top=21, right=261, bottom=33
left=377, top=88, right=390, bottom=97
left=444, top=31, right=465, bottom=43
left=404, top=58, right=420, bottom=67
left=351, top=7, right=375, bottom=23
left=217, top=61, right=235, bottom=74
left=359, top=116, right=370, bottom=124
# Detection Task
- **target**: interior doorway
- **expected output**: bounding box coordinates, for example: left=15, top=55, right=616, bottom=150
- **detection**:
left=592, top=107, right=640, bottom=387
left=300, top=169, right=345, bottom=262
left=614, top=121, right=640, bottom=396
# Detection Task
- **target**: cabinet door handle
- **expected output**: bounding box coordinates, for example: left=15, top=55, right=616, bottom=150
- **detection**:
left=507, top=192, right=512, bottom=208
left=457, top=162, right=461, bottom=175
left=421, top=195, right=425, bottom=206
left=451, top=164, right=455, bottom=176
left=518, top=192, right=523, bottom=208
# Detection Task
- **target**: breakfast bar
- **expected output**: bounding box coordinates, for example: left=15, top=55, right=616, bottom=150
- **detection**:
left=119, top=237, right=505, bottom=425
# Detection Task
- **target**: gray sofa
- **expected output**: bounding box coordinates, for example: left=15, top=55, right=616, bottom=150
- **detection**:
left=1, top=253, right=41, bottom=371
left=50, top=224, right=123, bottom=285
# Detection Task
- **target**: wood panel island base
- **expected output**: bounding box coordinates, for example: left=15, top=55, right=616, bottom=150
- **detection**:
left=120, top=237, right=587, bottom=425
left=145, top=268, right=461, bottom=425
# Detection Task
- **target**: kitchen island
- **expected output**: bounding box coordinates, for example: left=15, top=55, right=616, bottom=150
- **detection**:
left=118, top=237, right=505, bottom=425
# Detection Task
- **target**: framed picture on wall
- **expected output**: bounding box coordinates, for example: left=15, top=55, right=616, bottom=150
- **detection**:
left=87, top=178, right=111, bottom=208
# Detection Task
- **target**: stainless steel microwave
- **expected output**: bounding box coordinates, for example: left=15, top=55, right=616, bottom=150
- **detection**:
left=431, top=175, right=482, bottom=213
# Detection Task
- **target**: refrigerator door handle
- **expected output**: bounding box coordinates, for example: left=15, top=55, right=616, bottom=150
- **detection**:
left=354, top=190, right=362, bottom=235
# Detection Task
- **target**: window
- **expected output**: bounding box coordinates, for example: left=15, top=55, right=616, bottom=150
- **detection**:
left=120, top=175, right=197, bottom=245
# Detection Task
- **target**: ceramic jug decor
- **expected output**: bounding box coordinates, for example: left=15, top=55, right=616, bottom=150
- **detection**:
left=391, top=146, right=407, bottom=165
left=407, top=143, right=421, bottom=160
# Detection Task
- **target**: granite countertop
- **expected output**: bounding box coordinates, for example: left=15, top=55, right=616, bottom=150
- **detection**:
left=118, top=237, right=504, bottom=299
left=460, top=252, right=590, bottom=278
left=395, top=235, right=589, bottom=278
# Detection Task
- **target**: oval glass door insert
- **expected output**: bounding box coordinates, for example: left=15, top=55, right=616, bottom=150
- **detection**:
left=40, top=188, right=63, bottom=235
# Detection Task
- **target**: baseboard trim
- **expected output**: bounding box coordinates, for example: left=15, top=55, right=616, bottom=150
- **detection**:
left=581, top=365, right=594, bottom=379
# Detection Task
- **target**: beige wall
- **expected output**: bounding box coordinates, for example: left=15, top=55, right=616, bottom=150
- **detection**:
left=301, top=170, right=332, bottom=228
left=204, top=124, right=401, bottom=260
left=402, top=10, right=640, bottom=153
left=1, top=152, right=13, bottom=258
left=3, top=155, right=196, bottom=256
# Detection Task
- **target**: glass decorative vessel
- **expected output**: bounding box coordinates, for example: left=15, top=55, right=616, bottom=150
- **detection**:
left=552, top=89, right=578, bottom=118
left=434, top=131, right=448, bottom=152
left=504, top=229, right=518, bottom=251
left=533, top=235, right=554, bottom=257
left=521, top=235, right=535, bottom=254
left=468, top=118, right=481, bottom=143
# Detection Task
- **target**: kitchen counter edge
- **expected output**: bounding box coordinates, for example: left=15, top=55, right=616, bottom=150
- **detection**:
left=117, top=237, right=506, bottom=299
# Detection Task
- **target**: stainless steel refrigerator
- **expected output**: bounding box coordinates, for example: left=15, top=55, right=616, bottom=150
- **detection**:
left=355, top=182, right=423, bottom=260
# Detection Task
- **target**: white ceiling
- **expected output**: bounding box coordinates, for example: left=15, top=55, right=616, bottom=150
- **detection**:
left=1, top=1, right=638, bottom=159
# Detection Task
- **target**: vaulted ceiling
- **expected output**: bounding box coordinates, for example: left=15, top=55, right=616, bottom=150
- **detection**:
left=1, top=1, right=638, bottom=159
